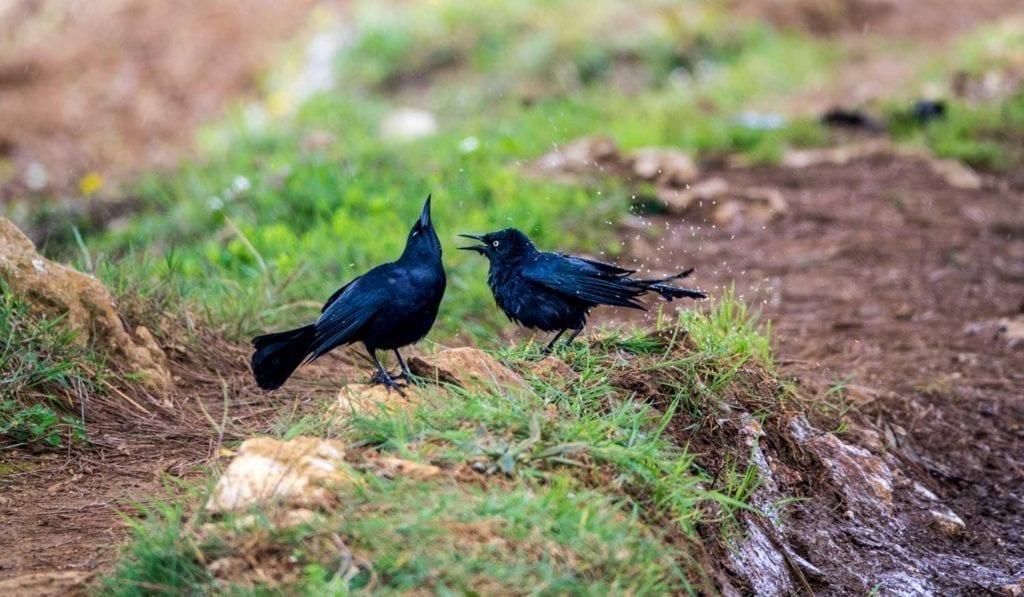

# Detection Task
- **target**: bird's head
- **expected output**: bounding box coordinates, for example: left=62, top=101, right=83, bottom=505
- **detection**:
left=457, top=228, right=535, bottom=263
left=403, top=194, right=441, bottom=258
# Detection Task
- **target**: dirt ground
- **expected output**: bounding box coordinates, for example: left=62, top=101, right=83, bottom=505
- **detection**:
left=615, top=151, right=1024, bottom=590
left=0, top=0, right=341, bottom=202
left=0, top=337, right=364, bottom=584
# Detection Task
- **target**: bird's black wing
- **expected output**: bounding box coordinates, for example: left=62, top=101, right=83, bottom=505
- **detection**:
left=557, top=253, right=636, bottom=276
left=321, top=275, right=362, bottom=313
left=522, top=253, right=646, bottom=309
left=309, top=275, right=382, bottom=360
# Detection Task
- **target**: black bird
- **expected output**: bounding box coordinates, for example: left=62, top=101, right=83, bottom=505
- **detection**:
left=251, top=195, right=445, bottom=391
left=459, top=228, right=706, bottom=353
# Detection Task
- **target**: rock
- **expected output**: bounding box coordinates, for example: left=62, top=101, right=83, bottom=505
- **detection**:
left=364, top=455, right=442, bottom=480
left=380, top=108, right=438, bottom=141
left=728, top=519, right=797, bottom=596
left=929, top=508, right=966, bottom=538
left=656, top=177, right=730, bottom=212
left=524, top=356, right=579, bottom=383
left=912, top=482, right=940, bottom=502
left=847, top=424, right=886, bottom=453
left=629, top=147, right=699, bottom=186
left=782, top=140, right=895, bottom=168
left=206, top=436, right=355, bottom=514
left=530, top=135, right=621, bottom=181
left=789, top=417, right=894, bottom=514
left=711, top=186, right=787, bottom=227
left=655, top=178, right=786, bottom=227
left=409, top=348, right=528, bottom=393
left=333, top=383, right=419, bottom=415
left=928, top=158, right=983, bottom=190
left=0, top=571, right=92, bottom=596
left=0, top=218, right=171, bottom=394
left=1000, top=578, right=1024, bottom=596
left=965, top=316, right=1024, bottom=345
left=528, top=136, right=701, bottom=193
left=199, top=508, right=321, bottom=538
left=998, top=316, right=1024, bottom=343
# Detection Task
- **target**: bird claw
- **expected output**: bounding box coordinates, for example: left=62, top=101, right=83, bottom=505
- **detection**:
left=398, top=371, right=425, bottom=386
left=369, top=370, right=407, bottom=396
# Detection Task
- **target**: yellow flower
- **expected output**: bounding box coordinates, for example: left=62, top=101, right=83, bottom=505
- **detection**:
left=267, top=91, right=292, bottom=117
left=79, top=172, right=104, bottom=196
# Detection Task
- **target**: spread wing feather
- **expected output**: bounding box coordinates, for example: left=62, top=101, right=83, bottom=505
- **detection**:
left=522, top=254, right=646, bottom=309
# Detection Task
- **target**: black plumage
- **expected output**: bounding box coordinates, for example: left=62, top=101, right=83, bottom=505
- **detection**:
left=252, top=195, right=446, bottom=391
left=459, top=228, right=706, bottom=353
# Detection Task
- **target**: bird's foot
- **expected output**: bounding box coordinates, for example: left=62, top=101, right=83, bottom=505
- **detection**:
left=369, top=370, right=407, bottom=395
left=397, top=370, right=425, bottom=386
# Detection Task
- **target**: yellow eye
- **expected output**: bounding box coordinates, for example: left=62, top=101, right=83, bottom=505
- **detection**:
left=492, top=240, right=500, bottom=247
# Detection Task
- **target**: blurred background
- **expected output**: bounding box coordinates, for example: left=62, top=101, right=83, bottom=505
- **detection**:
left=2, top=0, right=1021, bottom=341
left=3, top=1, right=1024, bottom=592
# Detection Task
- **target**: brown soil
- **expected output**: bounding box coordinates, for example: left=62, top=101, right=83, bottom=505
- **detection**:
left=0, top=337, right=366, bottom=583
left=0, top=0, right=339, bottom=202
left=613, top=152, right=1024, bottom=591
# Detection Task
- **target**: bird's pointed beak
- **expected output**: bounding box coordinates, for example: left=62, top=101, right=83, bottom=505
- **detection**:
left=457, top=233, right=486, bottom=253
left=419, top=194, right=432, bottom=228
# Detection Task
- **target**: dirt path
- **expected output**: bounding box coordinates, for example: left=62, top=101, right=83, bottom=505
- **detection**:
left=615, top=152, right=1024, bottom=589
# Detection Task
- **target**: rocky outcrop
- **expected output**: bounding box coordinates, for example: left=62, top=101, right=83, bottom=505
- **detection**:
left=0, top=217, right=170, bottom=393
left=714, top=413, right=1014, bottom=594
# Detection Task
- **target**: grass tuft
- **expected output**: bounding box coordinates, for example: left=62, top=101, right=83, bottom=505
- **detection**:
left=0, top=280, right=104, bottom=448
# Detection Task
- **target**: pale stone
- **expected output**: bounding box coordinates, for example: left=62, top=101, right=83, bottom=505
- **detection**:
left=0, top=218, right=171, bottom=393
left=409, top=348, right=528, bottom=393
left=206, top=436, right=355, bottom=514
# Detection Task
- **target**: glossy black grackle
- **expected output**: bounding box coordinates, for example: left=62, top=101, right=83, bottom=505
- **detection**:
left=459, top=228, right=706, bottom=353
left=251, top=195, right=445, bottom=391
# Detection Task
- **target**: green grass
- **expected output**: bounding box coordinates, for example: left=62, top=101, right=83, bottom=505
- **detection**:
left=888, top=16, right=1024, bottom=172
left=0, top=281, right=98, bottom=448
left=36, top=0, right=836, bottom=345
left=41, top=1, right=823, bottom=591
left=104, top=293, right=780, bottom=593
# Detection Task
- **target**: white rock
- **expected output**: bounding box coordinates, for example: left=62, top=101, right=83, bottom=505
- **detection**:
left=206, top=436, right=355, bottom=514
left=930, top=509, right=966, bottom=537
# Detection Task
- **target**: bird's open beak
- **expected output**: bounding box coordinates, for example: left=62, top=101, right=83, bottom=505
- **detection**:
left=457, top=233, right=486, bottom=253
left=419, top=194, right=432, bottom=228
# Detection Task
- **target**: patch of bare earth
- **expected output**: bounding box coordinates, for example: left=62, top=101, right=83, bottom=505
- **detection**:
left=611, top=152, right=1024, bottom=591
left=0, top=329, right=370, bottom=585
left=0, top=0, right=342, bottom=202
left=734, top=0, right=1024, bottom=113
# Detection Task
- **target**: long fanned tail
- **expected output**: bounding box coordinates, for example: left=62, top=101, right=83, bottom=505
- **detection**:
left=251, top=325, right=316, bottom=390
left=635, top=268, right=708, bottom=302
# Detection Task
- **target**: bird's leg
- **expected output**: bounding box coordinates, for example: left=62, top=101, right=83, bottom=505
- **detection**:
left=393, top=349, right=421, bottom=385
left=541, top=330, right=566, bottom=355
left=561, top=326, right=585, bottom=350
left=367, top=348, right=406, bottom=395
